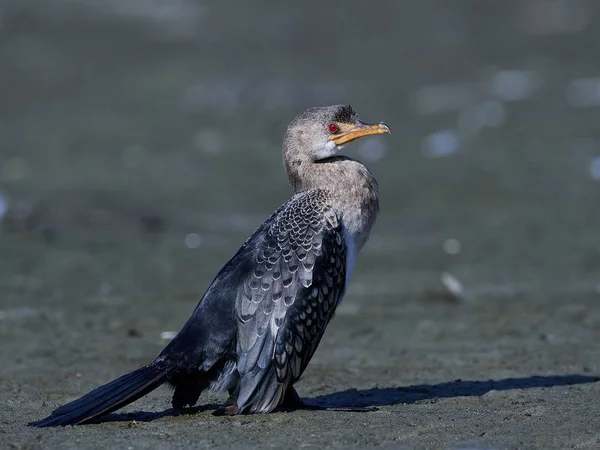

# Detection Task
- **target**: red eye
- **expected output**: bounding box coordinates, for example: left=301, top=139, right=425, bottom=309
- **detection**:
left=328, top=123, right=339, bottom=134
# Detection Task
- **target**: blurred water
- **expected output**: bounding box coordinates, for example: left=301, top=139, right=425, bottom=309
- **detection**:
left=1, top=0, right=600, bottom=304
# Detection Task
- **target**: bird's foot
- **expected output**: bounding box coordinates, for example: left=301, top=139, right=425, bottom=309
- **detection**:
left=213, top=392, right=240, bottom=416
left=279, top=387, right=377, bottom=413
left=212, top=404, right=239, bottom=416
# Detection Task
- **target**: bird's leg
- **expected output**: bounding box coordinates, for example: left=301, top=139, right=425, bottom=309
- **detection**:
left=212, top=387, right=240, bottom=416
left=213, top=403, right=239, bottom=416
left=171, top=382, right=204, bottom=412
left=279, top=387, right=377, bottom=412
left=278, top=386, right=306, bottom=410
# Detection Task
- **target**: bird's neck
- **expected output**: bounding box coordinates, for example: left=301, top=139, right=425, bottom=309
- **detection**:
left=283, top=154, right=380, bottom=252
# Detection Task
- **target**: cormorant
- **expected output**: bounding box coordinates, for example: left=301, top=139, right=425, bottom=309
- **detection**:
left=30, top=104, right=390, bottom=426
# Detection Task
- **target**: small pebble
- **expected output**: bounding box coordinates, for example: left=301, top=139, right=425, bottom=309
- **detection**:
left=441, top=272, right=463, bottom=298
left=127, top=328, right=141, bottom=338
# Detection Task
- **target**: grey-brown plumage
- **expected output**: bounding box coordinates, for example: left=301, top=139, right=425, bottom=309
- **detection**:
left=29, top=105, right=390, bottom=426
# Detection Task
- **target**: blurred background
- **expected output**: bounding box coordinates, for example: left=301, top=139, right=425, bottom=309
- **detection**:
left=1, top=1, right=600, bottom=445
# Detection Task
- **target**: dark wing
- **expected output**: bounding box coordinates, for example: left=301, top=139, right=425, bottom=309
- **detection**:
left=234, top=189, right=347, bottom=413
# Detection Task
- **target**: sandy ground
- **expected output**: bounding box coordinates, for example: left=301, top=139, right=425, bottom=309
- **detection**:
left=2, top=176, right=600, bottom=450
left=2, top=1, right=600, bottom=449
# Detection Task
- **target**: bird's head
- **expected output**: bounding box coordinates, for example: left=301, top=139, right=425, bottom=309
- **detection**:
left=283, top=104, right=391, bottom=162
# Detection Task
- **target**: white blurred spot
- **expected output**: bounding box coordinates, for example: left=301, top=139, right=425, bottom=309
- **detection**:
left=590, top=157, right=600, bottom=180
left=566, top=78, right=600, bottom=107
left=184, top=233, right=202, bottom=249
left=193, top=129, right=223, bottom=154
left=0, top=192, right=9, bottom=219
left=490, top=70, right=542, bottom=102
left=443, top=238, right=462, bottom=255
left=422, top=130, right=460, bottom=158
left=1, top=158, right=28, bottom=182
left=441, top=272, right=463, bottom=297
left=160, top=331, right=178, bottom=340
left=357, top=138, right=387, bottom=162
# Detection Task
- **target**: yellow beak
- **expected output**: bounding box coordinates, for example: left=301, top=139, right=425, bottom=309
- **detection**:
left=329, top=122, right=391, bottom=146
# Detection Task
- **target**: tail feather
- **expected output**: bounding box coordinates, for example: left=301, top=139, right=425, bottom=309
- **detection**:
left=29, top=362, right=176, bottom=427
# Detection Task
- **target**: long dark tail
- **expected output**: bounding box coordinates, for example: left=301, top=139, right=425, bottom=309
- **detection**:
left=29, top=360, right=176, bottom=427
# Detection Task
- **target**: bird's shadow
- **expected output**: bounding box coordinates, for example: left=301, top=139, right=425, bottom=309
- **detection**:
left=96, top=403, right=221, bottom=424
left=97, top=374, right=598, bottom=424
left=308, top=374, right=599, bottom=408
